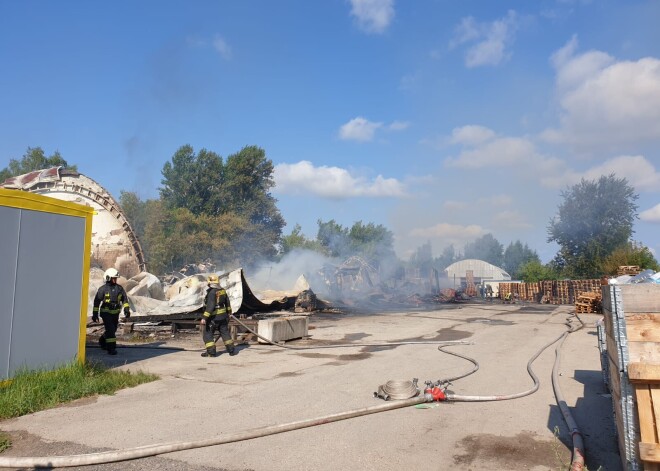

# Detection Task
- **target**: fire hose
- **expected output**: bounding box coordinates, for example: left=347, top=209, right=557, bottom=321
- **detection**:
left=0, top=312, right=586, bottom=469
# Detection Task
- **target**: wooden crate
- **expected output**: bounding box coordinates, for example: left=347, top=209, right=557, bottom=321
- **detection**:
left=603, top=284, right=660, bottom=470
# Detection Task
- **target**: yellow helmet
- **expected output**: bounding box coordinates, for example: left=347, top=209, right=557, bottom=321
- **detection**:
left=207, top=274, right=219, bottom=286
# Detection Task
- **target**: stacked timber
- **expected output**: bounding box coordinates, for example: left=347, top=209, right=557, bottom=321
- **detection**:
left=497, top=280, right=601, bottom=304
left=602, top=283, right=660, bottom=470
left=574, top=291, right=602, bottom=314
left=465, top=270, right=477, bottom=297
left=619, top=266, right=642, bottom=276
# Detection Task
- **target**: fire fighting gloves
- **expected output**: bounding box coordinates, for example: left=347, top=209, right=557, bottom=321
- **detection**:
left=92, top=314, right=99, bottom=323
left=124, top=307, right=131, bottom=319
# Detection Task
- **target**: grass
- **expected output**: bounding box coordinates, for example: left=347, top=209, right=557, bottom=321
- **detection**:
left=552, top=426, right=602, bottom=471
left=0, top=431, right=10, bottom=453
left=0, top=361, right=158, bottom=420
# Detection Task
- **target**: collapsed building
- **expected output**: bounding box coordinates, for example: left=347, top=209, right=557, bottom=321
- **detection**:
left=0, top=167, right=486, bottom=321
left=1, top=167, right=145, bottom=279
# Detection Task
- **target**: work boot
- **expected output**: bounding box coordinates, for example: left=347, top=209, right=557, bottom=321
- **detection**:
left=201, top=346, right=217, bottom=357
left=228, top=346, right=237, bottom=356
left=99, top=336, right=107, bottom=351
left=108, top=348, right=117, bottom=356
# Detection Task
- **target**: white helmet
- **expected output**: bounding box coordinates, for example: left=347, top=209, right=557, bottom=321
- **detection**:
left=104, top=268, right=119, bottom=281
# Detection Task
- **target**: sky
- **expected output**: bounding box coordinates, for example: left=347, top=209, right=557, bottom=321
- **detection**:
left=1, top=0, right=659, bottom=264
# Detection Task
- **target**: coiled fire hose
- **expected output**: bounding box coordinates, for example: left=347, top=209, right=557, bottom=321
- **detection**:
left=0, top=312, right=585, bottom=468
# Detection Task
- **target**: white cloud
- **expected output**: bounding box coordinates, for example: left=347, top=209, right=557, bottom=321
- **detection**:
left=349, top=0, right=394, bottom=34
left=273, top=161, right=406, bottom=198
left=581, top=156, right=660, bottom=191
left=388, top=120, right=410, bottom=131
left=212, top=36, right=232, bottom=59
left=443, top=200, right=468, bottom=211
left=446, top=135, right=538, bottom=169
left=339, top=117, right=382, bottom=141
left=640, top=203, right=660, bottom=223
left=491, top=210, right=533, bottom=230
left=478, top=194, right=513, bottom=207
left=409, top=222, right=486, bottom=240
left=541, top=155, right=660, bottom=191
left=545, top=37, right=660, bottom=148
left=450, top=125, right=496, bottom=146
left=451, top=11, right=519, bottom=68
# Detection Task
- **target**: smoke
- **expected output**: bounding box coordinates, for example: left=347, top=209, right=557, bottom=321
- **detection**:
left=247, top=249, right=335, bottom=294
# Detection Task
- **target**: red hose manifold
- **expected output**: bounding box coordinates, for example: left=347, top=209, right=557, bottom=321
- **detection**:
left=424, top=386, right=446, bottom=401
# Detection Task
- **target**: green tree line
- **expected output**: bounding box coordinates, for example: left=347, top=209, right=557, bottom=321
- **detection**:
left=3, top=147, right=657, bottom=280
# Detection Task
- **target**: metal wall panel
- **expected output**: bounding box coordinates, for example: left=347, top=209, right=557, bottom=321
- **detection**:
left=0, top=207, right=20, bottom=380
left=9, top=210, right=85, bottom=376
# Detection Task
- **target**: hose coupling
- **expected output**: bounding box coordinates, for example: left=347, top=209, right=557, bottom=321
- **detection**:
left=424, top=380, right=448, bottom=402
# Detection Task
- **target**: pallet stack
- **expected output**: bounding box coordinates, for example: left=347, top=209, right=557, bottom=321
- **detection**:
left=464, top=270, right=477, bottom=297
left=574, top=291, right=602, bottom=314
left=495, top=280, right=602, bottom=304
left=618, top=266, right=642, bottom=276
left=602, top=284, right=660, bottom=470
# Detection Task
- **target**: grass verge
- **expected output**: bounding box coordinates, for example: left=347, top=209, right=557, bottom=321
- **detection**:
left=0, top=361, right=158, bottom=420
left=0, top=431, right=10, bottom=453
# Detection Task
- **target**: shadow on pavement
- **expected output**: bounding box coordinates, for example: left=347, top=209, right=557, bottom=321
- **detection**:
left=547, top=369, right=622, bottom=471
left=84, top=341, right=187, bottom=368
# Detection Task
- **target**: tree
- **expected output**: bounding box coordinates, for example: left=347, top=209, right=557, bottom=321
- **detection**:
left=435, top=244, right=458, bottom=271
left=280, top=224, right=326, bottom=255
left=119, top=191, right=148, bottom=241
left=142, top=202, right=250, bottom=274
left=410, top=241, right=434, bottom=276
left=317, top=219, right=349, bottom=258
left=518, top=260, right=559, bottom=283
left=600, top=241, right=660, bottom=275
left=463, top=233, right=504, bottom=267
left=158, top=144, right=285, bottom=269
left=1, top=147, right=76, bottom=180
left=347, top=221, right=396, bottom=265
left=548, top=174, right=638, bottom=278
left=222, top=146, right=285, bottom=247
left=503, top=241, right=540, bottom=280
left=160, top=145, right=224, bottom=215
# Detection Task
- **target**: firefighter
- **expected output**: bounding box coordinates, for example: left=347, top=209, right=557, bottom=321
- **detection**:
left=485, top=284, right=493, bottom=302
left=92, top=268, right=131, bottom=355
left=200, top=274, right=236, bottom=357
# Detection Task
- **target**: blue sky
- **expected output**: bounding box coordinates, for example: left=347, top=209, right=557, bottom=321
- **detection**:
left=1, top=0, right=659, bottom=264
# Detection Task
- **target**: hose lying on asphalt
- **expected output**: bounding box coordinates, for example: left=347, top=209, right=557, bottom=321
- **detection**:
left=0, top=311, right=585, bottom=468
left=0, top=397, right=429, bottom=468
left=552, top=314, right=586, bottom=471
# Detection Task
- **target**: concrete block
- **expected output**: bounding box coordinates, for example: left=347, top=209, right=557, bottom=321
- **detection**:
left=258, top=316, right=308, bottom=344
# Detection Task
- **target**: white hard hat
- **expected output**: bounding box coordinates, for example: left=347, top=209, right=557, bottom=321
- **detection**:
left=104, top=268, right=119, bottom=281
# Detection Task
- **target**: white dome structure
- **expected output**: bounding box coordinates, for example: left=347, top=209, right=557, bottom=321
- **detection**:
left=445, top=259, right=511, bottom=288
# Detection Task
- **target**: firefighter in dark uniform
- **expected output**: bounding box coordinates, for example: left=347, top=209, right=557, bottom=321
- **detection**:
left=201, top=274, right=236, bottom=357
left=92, top=268, right=131, bottom=355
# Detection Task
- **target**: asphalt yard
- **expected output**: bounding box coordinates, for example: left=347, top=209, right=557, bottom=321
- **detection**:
left=0, top=302, right=622, bottom=471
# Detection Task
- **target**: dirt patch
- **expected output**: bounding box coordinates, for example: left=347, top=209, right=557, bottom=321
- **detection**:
left=61, top=396, right=98, bottom=408
left=464, top=317, right=515, bottom=326
left=0, top=430, right=240, bottom=471
left=341, top=332, right=371, bottom=342
left=452, top=432, right=570, bottom=468
left=276, top=371, right=301, bottom=378
left=298, top=352, right=372, bottom=361
left=433, top=327, right=472, bottom=341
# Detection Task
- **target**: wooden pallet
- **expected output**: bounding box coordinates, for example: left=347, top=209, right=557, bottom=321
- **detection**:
left=629, top=363, right=660, bottom=469
left=575, top=291, right=602, bottom=314
left=619, top=265, right=642, bottom=276
left=603, top=285, right=660, bottom=470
